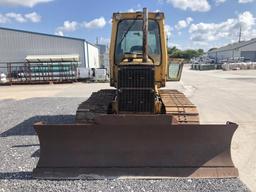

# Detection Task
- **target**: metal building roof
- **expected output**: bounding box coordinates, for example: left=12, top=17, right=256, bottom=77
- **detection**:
left=0, top=27, right=96, bottom=47
left=208, top=38, right=256, bottom=53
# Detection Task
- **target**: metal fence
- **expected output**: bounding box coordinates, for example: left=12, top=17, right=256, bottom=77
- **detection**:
left=0, top=62, right=78, bottom=85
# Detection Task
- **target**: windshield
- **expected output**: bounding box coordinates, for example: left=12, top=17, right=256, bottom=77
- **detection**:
left=115, top=19, right=161, bottom=65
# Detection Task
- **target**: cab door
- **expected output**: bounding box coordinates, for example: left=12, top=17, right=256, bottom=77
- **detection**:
left=167, top=58, right=184, bottom=81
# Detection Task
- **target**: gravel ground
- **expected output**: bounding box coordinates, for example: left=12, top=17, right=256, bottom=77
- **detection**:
left=0, top=97, right=250, bottom=192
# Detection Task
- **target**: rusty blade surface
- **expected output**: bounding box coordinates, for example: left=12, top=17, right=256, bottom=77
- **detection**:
left=33, top=114, right=238, bottom=179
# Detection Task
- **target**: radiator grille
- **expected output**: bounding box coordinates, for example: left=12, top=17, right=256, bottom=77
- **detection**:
left=117, top=65, right=155, bottom=113
left=118, top=89, right=154, bottom=112
left=118, top=65, right=154, bottom=88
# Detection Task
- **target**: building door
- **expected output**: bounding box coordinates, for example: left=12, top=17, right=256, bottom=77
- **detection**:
left=241, top=51, right=256, bottom=61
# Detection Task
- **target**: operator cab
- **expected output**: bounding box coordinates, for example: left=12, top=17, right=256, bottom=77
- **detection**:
left=110, top=9, right=183, bottom=90
left=115, top=19, right=161, bottom=65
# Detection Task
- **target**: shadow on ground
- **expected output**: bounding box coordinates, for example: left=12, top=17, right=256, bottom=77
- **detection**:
left=0, top=115, right=75, bottom=137
left=0, top=172, right=33, bottom=180
left=11, top=144, right=40, bottom=157
left=31, top=149, right=40, bottom=157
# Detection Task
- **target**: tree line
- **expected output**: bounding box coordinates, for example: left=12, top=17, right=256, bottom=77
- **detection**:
left=168, top=46, right=204, bottom=60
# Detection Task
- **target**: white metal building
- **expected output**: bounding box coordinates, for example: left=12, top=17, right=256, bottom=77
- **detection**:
left=0, top=27, right=99, bottom=70
left=208, top=38, right=256, bottom=62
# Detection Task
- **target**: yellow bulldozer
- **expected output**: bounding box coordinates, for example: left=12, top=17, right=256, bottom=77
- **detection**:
left=33, top=8, right=238, bottom=179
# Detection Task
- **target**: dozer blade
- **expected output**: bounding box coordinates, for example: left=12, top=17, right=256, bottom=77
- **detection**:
left=33, top=115, right=238, bottom=179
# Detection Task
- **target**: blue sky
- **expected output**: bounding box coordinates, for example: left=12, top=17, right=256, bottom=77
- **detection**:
left=0, top=0, right=256, bottom=51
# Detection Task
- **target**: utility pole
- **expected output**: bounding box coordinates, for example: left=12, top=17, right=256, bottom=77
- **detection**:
left=238, top=25, right=242, bottom=43
left=167, top=35, right=169, bottom=48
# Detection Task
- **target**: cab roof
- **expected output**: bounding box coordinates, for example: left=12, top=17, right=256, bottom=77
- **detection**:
left=112, top=11, right=165, bottom=21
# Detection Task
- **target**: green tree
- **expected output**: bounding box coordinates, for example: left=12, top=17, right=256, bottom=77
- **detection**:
left=168, top=46, right=179, bottom=56
left=198, top=49, right=204, bottom=55
left=168, top=46, right=205, bottom=59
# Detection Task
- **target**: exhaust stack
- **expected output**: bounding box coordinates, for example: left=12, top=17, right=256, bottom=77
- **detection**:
left=143, top=8, right=148, bottom=63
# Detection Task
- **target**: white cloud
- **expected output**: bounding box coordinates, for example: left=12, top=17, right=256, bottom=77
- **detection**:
left=25, top=12, right=41, bottom=22
left=62, top=21, right=78, bottom=32
left=238, top=10, right=255, bottom=30
left=55, top=31, right=64, bottom=36
left=99, top=37, right=110, bottom=45
left=166, top=0, right=211, bottom=12
left=0, top=12, right=41, bottom=24
left=126, top=8, right=143, bottom=12
left=127, top=8, right=137, bottom=12
left=0, top=14, right=9, bottom=23
left=55, top=17, right=107, bottom=36
left=0, top=0, right=53, bottom=7
left=165, top=24, right=173, bottom=38
left=238, top=0, right=254, bottom=3
left=164, top=24, right=173, bottom=47
left=126, top=3, right=142, bottom=12
left=238, top=11, right=256, bottom=39
left=165, top=24, right=173, bottom=47
left=215, top=0, right=226, bottom=5
left=108, top=19, right=112, bottom=25
left=5, top=12, right=26, bottom=23
left=175, top=17, right=193, bottom=30
left=55, top=20, right=78, bottom=36
left=125, top=7, right=161, bottom=13
left=176, top=20, right=187, bottom=30
left=84, top=17, right=106, bottom=29
left=189, top=11, right=256, bottom=43
left=186, top=17, right=193, bottom=23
